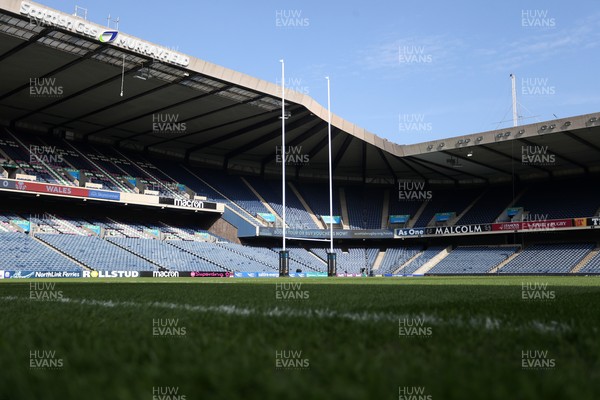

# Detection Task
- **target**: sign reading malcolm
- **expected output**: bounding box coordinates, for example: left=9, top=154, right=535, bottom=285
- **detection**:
left=395, top=224, right=492, bottom=237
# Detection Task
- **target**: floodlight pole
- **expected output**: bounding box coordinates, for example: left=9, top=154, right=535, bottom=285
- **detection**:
left=278, top=60, right=289, bottom=277
left=510, top=74, right=518, bottom=127
left=326, top=76, right=336, bottom=277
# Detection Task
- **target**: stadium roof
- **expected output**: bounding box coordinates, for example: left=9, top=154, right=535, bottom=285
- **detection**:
left=1, top=0, right=600, bottom=185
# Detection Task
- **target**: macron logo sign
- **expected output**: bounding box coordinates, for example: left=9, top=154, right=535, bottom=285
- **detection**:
left=174, top=199, right=205, bottom=209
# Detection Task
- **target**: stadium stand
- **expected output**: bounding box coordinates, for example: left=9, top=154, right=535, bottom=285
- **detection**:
left=414, top=188, right=482, bottom=227
left=344, top=186, right=384, bottom=229
left=37, top=234, right=158, bottom=271
left=107, top=237, right=227, bottom=272
left=400, top=246, right=446, bottom=274
left=244, top=176, right=318, bottom=229
left=516, top=181, right=600, bottom=220
left=310, top=247, right=378, bottom=274
left=498, top=243, right=594, bottom=274
left=0, top=232, right=82, bottom=271
left=456, top=186, right=516, bottom=225
left=376, top=246, right=423, bottom=275
left=578, top=249, right=600, bottom=273
left=427, top=245, right=520, bottom=274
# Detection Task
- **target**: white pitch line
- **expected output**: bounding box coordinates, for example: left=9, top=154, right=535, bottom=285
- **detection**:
left=0, top=296, right=571, bottom=334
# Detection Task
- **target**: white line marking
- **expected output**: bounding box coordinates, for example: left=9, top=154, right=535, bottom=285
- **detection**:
left=0, top=296, right=571, bottom=334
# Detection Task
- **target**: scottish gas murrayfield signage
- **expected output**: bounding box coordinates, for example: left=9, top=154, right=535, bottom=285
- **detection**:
left=19, top=1, right=189, bottom=67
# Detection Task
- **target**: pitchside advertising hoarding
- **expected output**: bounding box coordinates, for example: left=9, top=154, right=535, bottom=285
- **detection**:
left=259, top=227, right=395, bottom=239
left=2, top=271, right=81, bottom=279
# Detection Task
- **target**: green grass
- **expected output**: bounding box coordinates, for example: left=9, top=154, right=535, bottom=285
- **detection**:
left=1, top=276, right=599, bottom=400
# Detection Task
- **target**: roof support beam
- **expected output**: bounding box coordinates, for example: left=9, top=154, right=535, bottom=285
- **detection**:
left=377, top=148, right=398, bottom=182
left=0, top=27, right=54, bottom=62
left=362, top=141, right=367, bottom=184
left=149, top=96, right=272, bottom=149
left=401, top=157, right=458, bottom=183
left=12, top=68, right=138, bottom=125
left=224, top=112, right=312, bottom=160
left=333, top=135, right=353, bottom=172
left=260, top=120, right=325, bottom=168
left=0, top=45, right=108, bottom=103
left=184, top=112, right=288, bottom=160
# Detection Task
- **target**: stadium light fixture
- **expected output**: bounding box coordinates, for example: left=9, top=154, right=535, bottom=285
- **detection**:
left=457, top=139, right=463, bottom=144
left=589, top=117, right=598, bottom=123
left=464, top=138, right=470, bottom=143
left=427, top=145, right=433, bottom=150
left=496, top=133, right=503, bottom=139
left=134, top=64, right=152, bottom=80
left=476, top=136, right=483, bottom=142
left=467, top=151, right=473, bottom=157
left=549, top=124, right=556, bottom=129
left=439, top=143, right=445, bottom=148
left=517, top=129, right=525, bottom=135
left=564, top=121, right=571, bottom=127
left=540, top=125, right=547, bottom=131
left=504, top=132, right=510, bottom=137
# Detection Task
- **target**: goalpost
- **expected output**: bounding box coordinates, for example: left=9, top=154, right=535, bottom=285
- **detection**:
left=278, top=60, right=336, bottom=277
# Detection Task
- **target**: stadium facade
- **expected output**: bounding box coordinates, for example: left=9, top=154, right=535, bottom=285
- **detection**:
left=1, top=0, right=600, bottom=277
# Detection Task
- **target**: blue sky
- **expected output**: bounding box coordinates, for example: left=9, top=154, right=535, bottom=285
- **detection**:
left=42, top=0, right=599, bottom=144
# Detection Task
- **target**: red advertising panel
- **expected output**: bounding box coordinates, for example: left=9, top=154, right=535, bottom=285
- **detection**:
left=13, top=181, right=89, bottom=197
left=521, top=219, right=572, bottom=230
left=492, top=222, right=522, bottom=231
left=492, top=219, right=573, bottom=232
